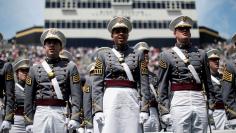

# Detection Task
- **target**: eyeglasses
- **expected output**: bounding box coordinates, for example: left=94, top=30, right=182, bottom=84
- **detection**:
left=176, top=27, right=191, bottom=32
left=112, top=28, right=128, bottom=34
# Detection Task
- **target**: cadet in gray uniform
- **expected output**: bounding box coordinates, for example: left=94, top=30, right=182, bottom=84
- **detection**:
left=207, top=49, right=228, bottom=130
left=24, top=28, right=83, bottom=133
left=0, top=33, right=15, bottom=132
left=221, top=34, right=236, bottom=129
left=157, top=15, right=214, bottom=133
left=82, top=63, right=95, bottom=133
left=92, top=16, right=150, bottom=133
left=134, top=42, right=161, bottom=132
left=9, top=56, right=30, bottom=133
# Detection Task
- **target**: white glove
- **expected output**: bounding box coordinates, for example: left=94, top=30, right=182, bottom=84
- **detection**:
left=162, top=114, right=171, bottom=124
left=94, top=112, right=105, bottom=125
left=208, top=109, right=213, bottom=116
left=26, top=125, right=33, bottom=133
left=68, top=120, right=80, bottom=130
left=77, top=127, right=85, bottom=133
left=86, top=128, right=93, bottom=133
left=0, top=120, right=11, bottom=131
left=139, top=112, right=149, bottom=124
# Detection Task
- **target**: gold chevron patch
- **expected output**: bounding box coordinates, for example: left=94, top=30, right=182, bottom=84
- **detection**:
left=26, top=76, right=32, bottom=86
left=222, top=68, right=232, bottom=82
left=83, top=84, right=90, bottom=93
left=141, top=60, right=148, bottom=75
left=159, top=59, right=167, bottom=69
left=6, top=72, right=14, bottom=80
left=72, top=74, right=80, bottom=83
left=92, top=58, right=103, bottom=75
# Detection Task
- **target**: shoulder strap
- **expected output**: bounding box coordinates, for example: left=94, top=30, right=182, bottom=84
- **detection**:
left=211, top=75, right=220, bottom=85
left=42, top=60, right=63, bottom=100
left=16, top=83, right=24, bottom=91
left=111, top=48, right=134, bottom=81
left=149, top=83, right=158, bottom=99
left=172, top=46, right=201, bottom=84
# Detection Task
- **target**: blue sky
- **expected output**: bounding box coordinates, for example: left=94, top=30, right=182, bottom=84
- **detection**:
left=0, top=0, right=236, bottom=40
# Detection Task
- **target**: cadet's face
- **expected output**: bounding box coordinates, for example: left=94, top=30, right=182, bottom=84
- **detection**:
left=174, top=27, right=191, bottom=43
left=209, top=58, right=219, bottom=73
left=44, top=39, right=62, bottom=58
left=112, top=28, right=129, bottom=46
left=17, top=68, right=29, bottom=81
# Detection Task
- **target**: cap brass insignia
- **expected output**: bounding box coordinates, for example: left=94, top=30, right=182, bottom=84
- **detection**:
left=117, top=17, right=124, bottom=23
left=182, top=16, right=187, bottom=22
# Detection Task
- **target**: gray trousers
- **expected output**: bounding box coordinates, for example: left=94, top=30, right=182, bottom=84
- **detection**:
left=9, top=115, right=26, bottom=133
left=33, top=106, right=67, bottom=133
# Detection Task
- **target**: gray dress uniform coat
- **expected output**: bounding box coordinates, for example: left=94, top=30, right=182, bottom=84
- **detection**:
left=209, top=72, right=228, bottom=130
left=143, top=71, right=161, bottom=132
left=0, top=60, right=15, bottom=123
left=209, top=72, right=224, bottom=109
left=24, top=58, right=83, bottom=126
left=221, top=59, right=236, bottom=127
left=157, top=44, right=214, bottom=133
left=83, top=75, right=93, bottom=129
left=10, top=81, right=26, bottom=133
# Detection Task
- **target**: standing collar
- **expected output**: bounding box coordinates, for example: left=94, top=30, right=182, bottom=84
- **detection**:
left=175, top=42, right=191, bottom=49
left=113, top=44, right=129, bottom=52
left=45, top=57, right=61, bottom=64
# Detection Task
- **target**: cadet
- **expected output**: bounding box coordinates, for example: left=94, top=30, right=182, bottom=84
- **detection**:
left=91, top=16, right=150, bottom=133
left=0, top=33, right=15, bottom=132
left=134, top=42, right=161, bottom=132
left=24, top=28, right=83, bottom=133
left=207, top=49, right=228, bottom=130
left=221, top=34, right=236, bottom=129
left=82, top=63, right=95, bottom=133
left=9, top=56, right=30, bottom=133
left=157, top=15, right=214, bottom=133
